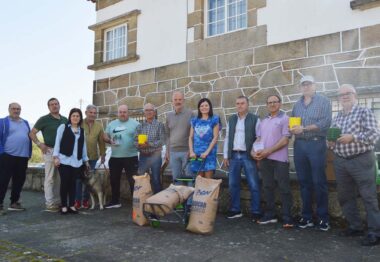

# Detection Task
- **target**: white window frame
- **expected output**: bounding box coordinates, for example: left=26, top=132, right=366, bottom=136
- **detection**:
left=103, top=23, right=128, bottom=62
left=205, top=0, right=247, bottom=38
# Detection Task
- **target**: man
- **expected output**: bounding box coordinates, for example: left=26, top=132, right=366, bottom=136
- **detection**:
left=74, top=104, right=106, bottom=209
left=223, top=96, right=261, bottom=221
left=103, top=104, right=139, bottom=208
left=0, top=103, right=32, bottom=215
left=290, top=75, right=332, bottom=231
left=134, top=103, right=165, bottom=193
left=330, top=84, right=380, bottom=246
left=252, top=95, right=293, bottom=227
left=165, top=91, right=193, bottom=182
left=30, top=98, right=68, bottom=212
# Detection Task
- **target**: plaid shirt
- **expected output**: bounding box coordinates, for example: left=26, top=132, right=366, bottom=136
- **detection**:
left=134, top=119, right=165, bottom=154
left=332, top=104, right=380, bottom=158
left=292, top=94, right=332, bottom=139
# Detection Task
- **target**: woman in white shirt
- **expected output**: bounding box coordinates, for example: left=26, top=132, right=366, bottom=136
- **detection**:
left=53, top=108, right=89, bottom=214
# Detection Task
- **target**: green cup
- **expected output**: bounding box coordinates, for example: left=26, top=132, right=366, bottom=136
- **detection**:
left=327, top=127, right=341, bottom=141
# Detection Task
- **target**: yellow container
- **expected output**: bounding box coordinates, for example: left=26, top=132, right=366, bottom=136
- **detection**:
left=138, top=134, right=148, bottom=144
left=289, top=117, right=301, bottom=128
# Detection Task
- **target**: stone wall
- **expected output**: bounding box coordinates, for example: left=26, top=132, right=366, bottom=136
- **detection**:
left=93, top=22, right=380, bottom=172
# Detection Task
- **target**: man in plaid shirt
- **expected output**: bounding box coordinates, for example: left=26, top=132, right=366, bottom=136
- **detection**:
left=330, top=84, right=380, bottom=246
left=134, top=103, right=165, bottom=193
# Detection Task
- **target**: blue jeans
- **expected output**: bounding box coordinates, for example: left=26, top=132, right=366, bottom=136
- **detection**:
left=294, top=139, right=328, bottom=222
left=75, top=160, right=97, bottom=201
left=169, top=151, right=191, bottom=183
left=138, top=151, right=162, bottom=194
left=228, top=152, right=261, bottom=214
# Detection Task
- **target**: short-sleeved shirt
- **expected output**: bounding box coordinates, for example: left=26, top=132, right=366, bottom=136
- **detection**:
left=4, top=119, right=31, bottom=157
left=256, top=111, right=290, bottom=163
left=106, top=118, right=139, bottom=158
left=34, top=114, right=68, bottom=147
left=190, top=115, right=219, bottom=171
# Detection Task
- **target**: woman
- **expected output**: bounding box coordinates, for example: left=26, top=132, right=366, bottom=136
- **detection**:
left=189, top=98, right=219, bottom=178
left=53, top=108, right=90, bottom=214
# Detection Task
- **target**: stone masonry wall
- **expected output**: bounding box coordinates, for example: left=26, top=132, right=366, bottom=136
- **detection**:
left=93, top=22, right=380, bottom=173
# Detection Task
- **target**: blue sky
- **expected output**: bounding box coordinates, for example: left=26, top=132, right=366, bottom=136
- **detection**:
left=0, top=0, right=96, bottom=123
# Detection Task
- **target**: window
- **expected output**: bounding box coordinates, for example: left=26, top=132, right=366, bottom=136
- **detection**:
left=207, top=0, right=247, bottom=37
left=104, top=24, right=127, bottom=62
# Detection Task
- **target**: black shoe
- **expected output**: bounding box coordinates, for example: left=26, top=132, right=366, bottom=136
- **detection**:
left=297, top=218, right=314, bottom=229
left=339, top=228, right=364, bottom=237
left=226, top=211, right=243, bottom=219
left=361, top=234, right=380, bottom=246
left=251, top=213, right=262, bottom=223
left=68, top=207, right=79, bottom=214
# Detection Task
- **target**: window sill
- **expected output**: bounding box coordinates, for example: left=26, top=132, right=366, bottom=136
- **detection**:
left=88, top=54, right=139, bottom=71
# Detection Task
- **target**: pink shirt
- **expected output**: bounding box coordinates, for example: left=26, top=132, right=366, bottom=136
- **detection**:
left=256, top=112, right=290, bottom=163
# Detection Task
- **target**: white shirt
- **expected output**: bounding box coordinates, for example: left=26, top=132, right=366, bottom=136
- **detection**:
left=223, top=113, right=260, bottom=158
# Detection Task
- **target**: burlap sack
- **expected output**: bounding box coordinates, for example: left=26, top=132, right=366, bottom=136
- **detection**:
left=144, top=184, right=194, bottom=217
left=132, top=174, right=153, bottom=226
left=187, top=176, right=222, bottom=234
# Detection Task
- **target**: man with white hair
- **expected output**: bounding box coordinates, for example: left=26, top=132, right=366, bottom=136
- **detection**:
left=330, top=84, right=380, bottom=246
left=134, top=103, right=165, bottom=193
left=74, top=104, right=106, bottom=209
left=103, top=105, right=139, bottom=208
left=0, top=103, right=32, bottom=215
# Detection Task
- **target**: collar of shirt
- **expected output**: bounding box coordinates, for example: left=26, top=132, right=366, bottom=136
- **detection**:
left=237, top=112, right=248, bottom=120
left=341, top=104, right=358, bottom=116
left=266, top=111, right=284, bottom=119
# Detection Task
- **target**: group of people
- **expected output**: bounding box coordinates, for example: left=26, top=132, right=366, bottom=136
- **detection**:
left=0, top=75, right=380, bottom=246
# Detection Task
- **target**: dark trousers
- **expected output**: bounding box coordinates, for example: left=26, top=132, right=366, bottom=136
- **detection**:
left=58, top=164, right=81, bottom=207
left=334, top=151, right=380, bottom=236
left=0, top=153, right=28, bottom=205
left=109, top=156, right=138, bottom=203
left=260, top=158, right=293, bottom=220
left=294, top=139, right=329, bottom=222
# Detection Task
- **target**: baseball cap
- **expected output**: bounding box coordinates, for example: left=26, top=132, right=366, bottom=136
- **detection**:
left=300, top=75, right=315, bottom=85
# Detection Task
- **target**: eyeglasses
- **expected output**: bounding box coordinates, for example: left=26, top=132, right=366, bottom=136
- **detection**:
left=144, top=109, right=155, bottom=112
left=338, top=92, right=355, bottom=97
left=267, top=101, right=280, bottom=105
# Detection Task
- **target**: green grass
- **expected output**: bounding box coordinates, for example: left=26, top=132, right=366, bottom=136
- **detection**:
left=0, top=240, right=64, bottom=262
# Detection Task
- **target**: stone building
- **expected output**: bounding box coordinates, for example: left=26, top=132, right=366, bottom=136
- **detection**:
left=87, top=0, right=380, bottom=171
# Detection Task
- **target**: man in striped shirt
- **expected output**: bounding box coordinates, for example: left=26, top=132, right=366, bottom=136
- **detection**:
left=330, top=84, right=380, bottom=246
left=290, top=75, right=332, bottom=231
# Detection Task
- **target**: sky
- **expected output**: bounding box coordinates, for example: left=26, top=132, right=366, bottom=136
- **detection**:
left=0, top=0, right=96, bottom=124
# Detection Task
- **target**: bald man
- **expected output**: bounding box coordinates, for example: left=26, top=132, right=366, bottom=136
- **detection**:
left=165, top=91, right=193, bottom=183
left=330, top=84, right=380, bottom=246
left=0, top=103, right=32, bottom=215
left=103, top=105, right=139, bottom=208
left=134, top=103, right=165, bottom=193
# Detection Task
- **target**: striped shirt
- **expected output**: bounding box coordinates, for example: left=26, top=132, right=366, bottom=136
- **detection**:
left=332, top=104, right=380, bottom=158
left=291, top=94, right=331, bottom=139
left=134, top=119, right=165, bottom=154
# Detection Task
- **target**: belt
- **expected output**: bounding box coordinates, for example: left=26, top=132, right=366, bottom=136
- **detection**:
left=296, top=136, right=324, bottom=141
left=140, top=149, right=161, bottom=157
left=232, top=150, right=246, bottom=153
left=337, top=151, right=372, bottom=160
